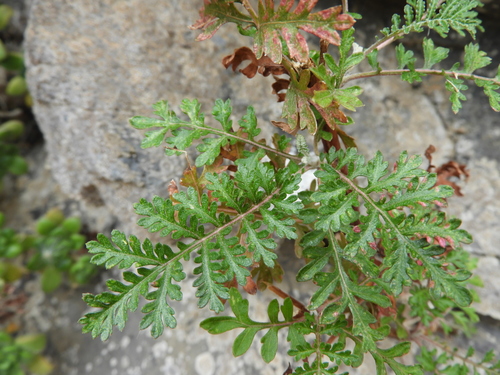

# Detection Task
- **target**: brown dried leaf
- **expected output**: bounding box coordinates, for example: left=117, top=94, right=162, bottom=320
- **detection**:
left=425, top=144, right=436, bottom=172
left=271, top=121, right=299, bottom=135
left=435, top=160, right=469, bottom=197
left=242, top=276, right=258, bottom=295
left=222, top=47, right=286, bottom=79
left=271, top=78, right=290, bottom=102
left=283, top=364, right=293, bottom=375
left=425, top=145, right=469, bottom=196
left=167, top=179, right=179, bottom=196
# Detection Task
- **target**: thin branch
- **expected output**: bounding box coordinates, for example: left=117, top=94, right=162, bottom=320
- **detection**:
left=363, top=33, right=402, bottom=57
left=172, top=120, right=302, bottom=163
left=169, top=186, right=284, bottom=265
left=343, top=68, right=500, bottom=86
left=415, top=334, right=496, bottom=373
left=240, top=0, right=258, bottom=21
left=342, top=0, right=348, bottom=14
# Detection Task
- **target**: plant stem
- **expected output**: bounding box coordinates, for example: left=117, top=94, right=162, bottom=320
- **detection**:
left=169, top=186, right=284, bottom=265
left=342, top=0, right=349, bottom=13
left=343, top=69, right=500, bottom=86
left=240, top=0, right=258, bottom=21
left=185, top=122, right=303, bottom=163
left=415, top=334, right=494, bottom=373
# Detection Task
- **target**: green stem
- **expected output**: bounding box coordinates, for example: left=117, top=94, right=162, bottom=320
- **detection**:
left=181, top=121, right=302, bottom=163
left=415, top=334, right=497, bottom=374
left=169, top=186, right=283, bottom=265
left=343, top=68, right=500, bottom=86
left=363, top=32, right=402, bottom=57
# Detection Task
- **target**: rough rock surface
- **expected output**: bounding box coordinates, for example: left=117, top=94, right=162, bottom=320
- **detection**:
left=12, top=0, right=500, bottom=373
left=24, top=0, right=283, bottom=235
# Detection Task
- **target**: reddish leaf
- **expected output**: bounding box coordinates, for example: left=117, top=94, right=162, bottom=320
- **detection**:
left=192, top=0, right=355, bottom=63
left=190, top=0, right=251, bottom=42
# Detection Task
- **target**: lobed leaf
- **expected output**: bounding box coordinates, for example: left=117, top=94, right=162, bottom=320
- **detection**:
left=192, top=0, right=355, bottom=63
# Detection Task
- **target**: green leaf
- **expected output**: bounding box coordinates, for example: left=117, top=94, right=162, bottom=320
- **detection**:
left=238, top=105, right=261, bottom=140
left=80, top=266, right=168, bottom=340
left=282, top=70, right=317, bottom=133
left=205, top=172, right=244, bottom=212
left=242, top=219, right=277, bottom=268
left=367, top=49, right=381, bottom=71
left=260, top=206, right=297, bottom=240
left=396, top=44, right=416, bottom=70
left=199, top=316, right=244, bottom=334
left=87, top=230, right=170, bottom=269
left=40, top=266, right=62, bottom=293
left=382, top=0, right=483, bottom=39
left=15, top=334, right=46, bottom=354
left=445, top=77, right=468, bottom=113
left=212, top=98, right=233, bottom=132
left=140, top=270, right=181, bottom=338
left=81, top=233, right=186, bottom=340
left=216, top=233, right=252, bottom=286
left=193, top=242, right=228, bottom=313
left=261, top=327, right=279, bottom=363
left=313, top=86, right=364, bottom=112
left=422, top=38, right=449, bottom=69
left=196, top=136, right=230, bottom=167
left=233, top=327, right=259, bottom=357
left=475, top=79, right=500, bottom=112
left=303, top=148, right=473, bottom=308
left=134, top=196, right=202, bottom=240
left=129, top=116, right=168, bottom=130
left=463, top=44, right=491, bottom=74
left=201, top=289, right=295, bottom=363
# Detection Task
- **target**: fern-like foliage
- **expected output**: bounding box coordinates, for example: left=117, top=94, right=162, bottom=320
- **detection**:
left=201, top=288, right=296, bottom=363
left=394, top=41, right=500, bottom=112
left=417, top=345, right=500, bottom=375
left=381, top=0, right=483, bottom=39
left=129, top=98, right=301, bottom=166
left=81, top=232, right=185, bottom=339
left=80, top=1, right=500, bottom=374
left=294, top=149, right=472, bottom=354
left=81, top=101, right=304, bottom=339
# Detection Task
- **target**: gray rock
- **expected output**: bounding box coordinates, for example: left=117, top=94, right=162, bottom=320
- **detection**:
left=24, top=0, right=283, bottom=234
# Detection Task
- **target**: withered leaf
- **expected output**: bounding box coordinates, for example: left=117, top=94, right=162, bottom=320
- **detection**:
left=167, top=179, right=179, bottom=197
left=425, top=144, right=437, bottom=172
left=435, top=161, right=469, bottom=197
left=272, top=78, right=290, bottom=103
left=222, top=47, right=286, bottom=78
left=242, top=276, right=258, bottom=295
left=425, top=145, right=469, bottom=196
left=271, top=120, right=299, bottom=135
left=283, top=364, right=293, bottom=375
left=180, top=166, right=204, bottom=198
